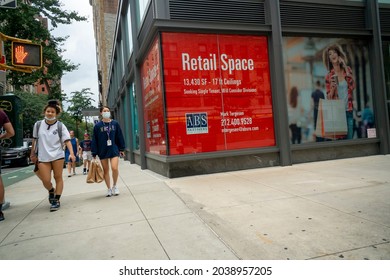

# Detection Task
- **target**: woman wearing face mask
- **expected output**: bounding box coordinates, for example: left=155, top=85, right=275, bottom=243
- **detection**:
left=30, top=100, right=76, bottom=212
left=91, top=106, right=125, bottom=197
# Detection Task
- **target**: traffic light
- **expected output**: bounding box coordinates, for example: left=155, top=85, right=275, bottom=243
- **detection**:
left=11, top=41, right=42, bottom=68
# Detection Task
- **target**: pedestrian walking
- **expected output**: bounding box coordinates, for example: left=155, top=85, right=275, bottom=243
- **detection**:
left=65, top=130, right=79, bottom=177
left=91, top=106, right=125, bottom=197
left=79, top=133, right=92, bottom=175
left=30, top=100, right=76, bottom=212
left=0, top=110, right=15, bottom=221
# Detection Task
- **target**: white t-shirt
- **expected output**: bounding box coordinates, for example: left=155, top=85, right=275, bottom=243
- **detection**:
left=33, top=120, right=71, bottom=162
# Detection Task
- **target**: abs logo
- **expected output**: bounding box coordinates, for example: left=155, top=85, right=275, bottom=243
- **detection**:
left=186, top=113, right=208, bottom=134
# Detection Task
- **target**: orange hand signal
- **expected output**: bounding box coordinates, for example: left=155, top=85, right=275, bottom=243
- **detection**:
left=15, top=45, right=28, bottom=63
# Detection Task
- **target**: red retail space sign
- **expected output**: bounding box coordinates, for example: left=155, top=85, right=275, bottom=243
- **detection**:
left=161, top=32, right=275, bottom=155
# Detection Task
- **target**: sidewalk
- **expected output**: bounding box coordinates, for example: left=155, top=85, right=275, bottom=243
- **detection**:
left=0, top=155, right=389, bottom=260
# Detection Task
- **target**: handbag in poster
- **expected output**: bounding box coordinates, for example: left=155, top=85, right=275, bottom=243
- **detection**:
left=315, top=99, right=348, bottom=139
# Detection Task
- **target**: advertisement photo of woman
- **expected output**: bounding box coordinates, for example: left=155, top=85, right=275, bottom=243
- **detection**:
left=323, top=44, right=356, bottom=140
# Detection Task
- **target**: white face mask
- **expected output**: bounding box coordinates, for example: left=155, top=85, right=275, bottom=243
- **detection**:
left=45, top=116, right=56, bottom=121
left=102, top=112, right=111, bottom=119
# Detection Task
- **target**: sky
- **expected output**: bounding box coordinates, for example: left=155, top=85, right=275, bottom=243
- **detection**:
left=51, top=0, right=99, bottom=107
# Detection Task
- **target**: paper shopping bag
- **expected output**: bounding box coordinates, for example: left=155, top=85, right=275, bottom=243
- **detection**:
left=316, top=99, right=348, bottom=139
left=86, top=159, right=104, bottom=183
left=86, top=160, right=97, bottom=183
left=95, top=160, right=104, bottom=183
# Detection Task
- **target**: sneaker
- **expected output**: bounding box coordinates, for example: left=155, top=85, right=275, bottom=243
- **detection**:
left=73, top=172, right=76, bottom=176
left=50, top=200, right=60, bottom=212
left=83, top=171, right=87, bottom=175
left=0, top=211, right=4, bottom=221
left=112, top=186, right=120, bottom=196
left=48, top=190, right=56, bottom=204
left=106, top=188, right=112, bottom=197
left=67, top=174, right=72, bottom=178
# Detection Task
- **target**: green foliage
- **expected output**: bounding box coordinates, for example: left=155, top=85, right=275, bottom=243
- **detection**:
left=0, top=0, right=87, bottom=98
left=14, top=90, right=48, bottom=137
left=65, top=88, right=96, bottom=138
left=14, top=89, right=94, bottom=138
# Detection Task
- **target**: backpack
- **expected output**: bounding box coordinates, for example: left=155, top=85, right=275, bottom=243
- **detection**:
left=33, top=120, right=63, bottom=154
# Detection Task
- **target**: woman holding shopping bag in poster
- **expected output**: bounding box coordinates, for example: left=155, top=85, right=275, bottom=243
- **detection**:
left=322, top=43, right=355, bottom=139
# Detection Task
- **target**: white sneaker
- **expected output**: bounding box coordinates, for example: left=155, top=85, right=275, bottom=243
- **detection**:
left=106, top=188, right=112, bottom=197
left=112, top=186, right=120, bottom=196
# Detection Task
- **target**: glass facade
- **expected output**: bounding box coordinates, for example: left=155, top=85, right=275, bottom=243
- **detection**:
left=384, top=42, right=390, bottom=101
left=125, top=4, right=133, bottom=55
left=384, top=41, right=390, bottom=140
left=122, top=93, right=131, bottom=152
left=130, top=83, right=139, bottom=150
left=141, top=37, right=166, bottom=155
left=136, top=0, right=150, bottom=28
left=105, top=0, right=390, bottom=176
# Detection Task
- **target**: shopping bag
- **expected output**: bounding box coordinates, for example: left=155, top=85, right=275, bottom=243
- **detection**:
left=95, top=160, right=104, bottom=183
left=86, top=159, right=104, bottom=183
left=86, top=160, right=96, bottom=183
left=316, top=99, right=348, bottom=139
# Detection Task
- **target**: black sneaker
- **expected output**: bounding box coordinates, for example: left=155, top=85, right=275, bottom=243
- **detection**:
left=50, top=200, right=60, bottom=212
left=0, top=211, right=4, bottom=221
left=48, top=191, right=55, bottom=204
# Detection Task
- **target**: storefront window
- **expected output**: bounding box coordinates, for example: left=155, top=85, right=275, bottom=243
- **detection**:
left=141, top=37, right=166, bottom=155
left=283, top=37, right=375, bottom=143
left=130, top=83, right=139, bottom=150
left=161, top=32, right=275, bottom=155
left=384, top=41, right=390, bottom=100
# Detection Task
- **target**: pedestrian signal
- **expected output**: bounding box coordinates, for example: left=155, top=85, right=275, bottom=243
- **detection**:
left=11, top=41, right=42, bottom=68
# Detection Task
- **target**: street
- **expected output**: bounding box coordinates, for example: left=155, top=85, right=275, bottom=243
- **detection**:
left=1, top=165, right=35, bottom=187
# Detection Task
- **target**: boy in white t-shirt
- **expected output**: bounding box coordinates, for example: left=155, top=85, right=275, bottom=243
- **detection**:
left=79, top=133, right=92, bottom=175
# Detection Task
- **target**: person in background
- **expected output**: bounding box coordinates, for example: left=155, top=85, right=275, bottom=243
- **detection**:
left=323, top=43, right=355, bottom=139
left=0, top=110, right=15, bottom=221
left=311, top=80, right=325, bottom=142
left=92, top=106, right=125, bottom=197
left=288, top=86, right=303, bottom=144
left=79, top=133, right=92, bottom=175
left=361, top=102, right=375, bottom=138
left=30, top=100, right=76, bottom=212
left=65, top=130, right=79, bottom=177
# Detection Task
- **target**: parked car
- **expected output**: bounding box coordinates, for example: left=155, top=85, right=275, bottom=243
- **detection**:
left=1, top=138, right=33, bottom=167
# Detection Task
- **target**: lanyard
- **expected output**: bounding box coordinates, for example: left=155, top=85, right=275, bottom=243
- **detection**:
left=105, top=122, right=111, bottom=140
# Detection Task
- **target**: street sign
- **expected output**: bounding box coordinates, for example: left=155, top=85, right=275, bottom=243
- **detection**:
left=0, top=0, right=17, bottom=8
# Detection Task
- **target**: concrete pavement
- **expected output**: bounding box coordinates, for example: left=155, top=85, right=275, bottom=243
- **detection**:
left=0, top=155, right=389, bottom=260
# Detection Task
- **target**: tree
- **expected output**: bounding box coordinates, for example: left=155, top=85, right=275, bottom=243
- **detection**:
left=0, top=0, right=87, bottom=99
left=65, top=88, right=95, bottom=138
